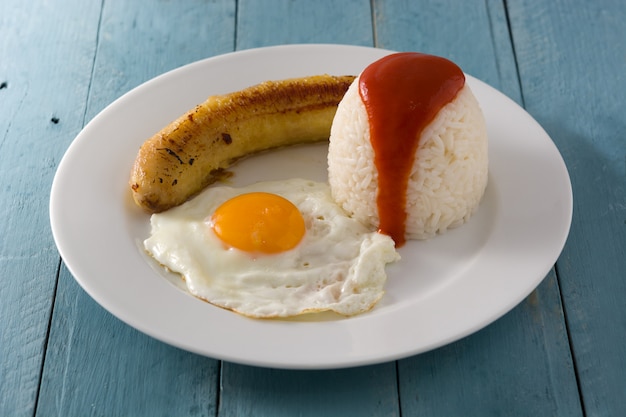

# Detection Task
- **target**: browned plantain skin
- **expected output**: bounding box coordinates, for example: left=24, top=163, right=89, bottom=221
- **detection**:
left=129, top=74, right=356, bottom=213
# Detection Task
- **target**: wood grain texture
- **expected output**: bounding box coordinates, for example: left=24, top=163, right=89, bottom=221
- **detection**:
left=0, top=1, right=102, bottom=416
left=373, top=0, right=582, bottom=415
left=236, top=0, right=373, bottom=49
left=506, top=0, right=626, bottom=414
left=220, top=362, right=400, bottom=417
left=33, top=1, right=236, bottom=415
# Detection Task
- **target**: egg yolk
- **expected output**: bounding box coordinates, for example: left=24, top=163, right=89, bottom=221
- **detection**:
left=210, top=192, right=305, bottom=254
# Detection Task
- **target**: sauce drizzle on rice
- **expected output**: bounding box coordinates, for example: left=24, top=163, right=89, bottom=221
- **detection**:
left=359, top=52, right=465, bottom=246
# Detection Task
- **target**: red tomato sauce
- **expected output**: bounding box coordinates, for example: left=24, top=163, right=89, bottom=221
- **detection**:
left=359, top=52, right=465, bottom=246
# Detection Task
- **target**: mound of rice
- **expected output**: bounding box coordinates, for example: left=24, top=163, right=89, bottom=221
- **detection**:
left=327, top=77, right=488, bottom=240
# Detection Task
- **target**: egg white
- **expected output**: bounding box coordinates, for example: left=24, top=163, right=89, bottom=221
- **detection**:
left=144, top=178, right=400, bottom=318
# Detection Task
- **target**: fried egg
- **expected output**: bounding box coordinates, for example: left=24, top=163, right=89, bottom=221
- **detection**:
left=144, top=178, right=400, bottom=318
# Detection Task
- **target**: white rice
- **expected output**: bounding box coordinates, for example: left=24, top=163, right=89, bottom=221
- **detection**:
left=328, top=78, right=488, bottom=240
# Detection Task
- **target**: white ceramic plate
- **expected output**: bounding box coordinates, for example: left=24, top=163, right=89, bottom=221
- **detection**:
left=50, top=44, right=572, bottom=369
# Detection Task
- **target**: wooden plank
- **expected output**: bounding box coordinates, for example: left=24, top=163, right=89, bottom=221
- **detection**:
left=219, top=362, right=399, bottom=417
left=34, top=1, right=236, bottom=415
left=506, top=0, right=626, bottom=415
left=236, top=0, right=373, bottom=49
left=217, top=2, right=401, bottom=417
left=373, top=0, right=583, bottom=415
left=0, top=1, right=102, bottom=416
left=484, top=0, right=524, bottom=104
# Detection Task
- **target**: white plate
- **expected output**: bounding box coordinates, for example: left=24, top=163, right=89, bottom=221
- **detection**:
left=50, top=44, right=572, bottom=369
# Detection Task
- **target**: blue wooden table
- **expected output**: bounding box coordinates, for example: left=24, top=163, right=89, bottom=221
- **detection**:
left=1, top=0, right=624, bottom=415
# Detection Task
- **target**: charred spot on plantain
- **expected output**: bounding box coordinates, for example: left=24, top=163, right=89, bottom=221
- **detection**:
left=211, top=168, right=234, bottom=182
left=188, top=158, right=194, bottom=165
left=158, top=147, right=184, bottom=164
left=172, top=179, right=178, bottom=186
left=221, top=133, right=232, bottom=144
left=131, top=183, right=139, bottom=191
